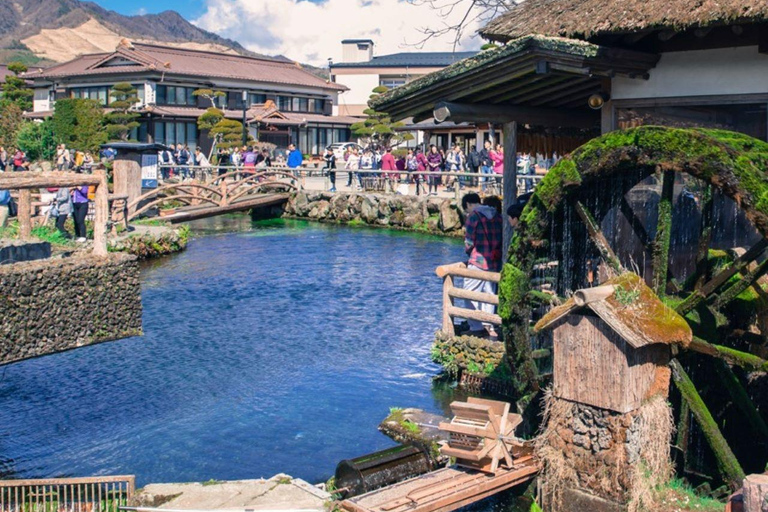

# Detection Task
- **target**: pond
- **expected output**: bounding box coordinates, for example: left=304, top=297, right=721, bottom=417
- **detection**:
left=0, top=219, right=469, bottom=487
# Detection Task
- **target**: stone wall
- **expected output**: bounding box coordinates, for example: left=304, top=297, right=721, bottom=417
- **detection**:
left=537, top=394, right=673, bottom=512
left=432, top=331, right=506, bottom=377
left=0, top=253, right=142, bottom=365
left=284, top=192, right=464, bottom=236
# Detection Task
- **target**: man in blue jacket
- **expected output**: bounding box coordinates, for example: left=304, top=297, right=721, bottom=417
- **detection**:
left=286, top=143, right=303, bottom=169
left=0, top=188, right=10, bottom=228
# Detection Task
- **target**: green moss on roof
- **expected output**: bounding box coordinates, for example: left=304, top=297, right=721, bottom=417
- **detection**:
left=370, top=35, right=600, bottom=112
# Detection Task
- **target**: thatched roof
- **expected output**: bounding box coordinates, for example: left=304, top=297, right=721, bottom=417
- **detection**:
left=534, top=273, right=692, bottom=348
left=481, top=0, right=768, bottom=42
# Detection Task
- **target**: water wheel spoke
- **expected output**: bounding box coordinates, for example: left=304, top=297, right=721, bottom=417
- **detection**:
left=669, top=358, right=745, bottom=489
left=573, top=200, right=623, bottom=276
left=651, top=170, right=675, bottom=296
left=619, top=195, right=651, bottom=247
left=692, top=186, right=714, bottom=291
left=688, top=336, right=768, bottom=372
left=711, top=256, right=768, bottom=310
left=712, top=359, right=768, bottom=440
left=676, top=238, right=768, bottom=315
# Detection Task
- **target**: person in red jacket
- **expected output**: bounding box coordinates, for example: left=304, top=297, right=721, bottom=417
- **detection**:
left=381, top=147, right=397, bottom=191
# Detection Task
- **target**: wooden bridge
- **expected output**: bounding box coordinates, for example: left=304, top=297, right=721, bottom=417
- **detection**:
left=128, top=170, right=296, bottom=223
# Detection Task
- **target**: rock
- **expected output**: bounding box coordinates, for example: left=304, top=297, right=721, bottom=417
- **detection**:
left=293, top=192, right=310, bottom=216
left=403, top=213, right=424, bottom=228
left=308, top=200, right=330, bottom=219
left=361, top=196, right=379, bottom=223
left=439, top=201, right=462, bottom=232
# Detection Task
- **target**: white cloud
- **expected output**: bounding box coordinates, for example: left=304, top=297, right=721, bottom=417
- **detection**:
left=193, top=0, right=485, bottom=66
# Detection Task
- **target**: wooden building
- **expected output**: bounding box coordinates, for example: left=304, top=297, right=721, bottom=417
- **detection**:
left=534, top=273, right=692, bottom=413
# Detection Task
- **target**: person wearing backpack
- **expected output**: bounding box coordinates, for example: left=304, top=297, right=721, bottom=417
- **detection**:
left=461, top=192, right=503, bottom=339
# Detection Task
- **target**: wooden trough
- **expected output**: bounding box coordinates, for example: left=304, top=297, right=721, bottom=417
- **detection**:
left=341, top=398, right=538, bottom=512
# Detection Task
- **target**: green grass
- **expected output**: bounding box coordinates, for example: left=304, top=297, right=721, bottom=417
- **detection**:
left=656, top=478, right=725, bottom=511
left=201, top=479, right=222, bottom=486
left=31, top=225, right=74, bottom=246
left=132, top=218, right=171, bottom=227
left=346, top=218, right=366, bottom=227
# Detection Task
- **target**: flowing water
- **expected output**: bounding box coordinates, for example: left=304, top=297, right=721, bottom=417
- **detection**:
left=0, top=219, right=469, bottom=487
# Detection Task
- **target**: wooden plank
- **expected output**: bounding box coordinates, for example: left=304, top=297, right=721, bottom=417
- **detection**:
left=447, top=306, right=502, bottom=326
left=438, top=421, right=496, bottom=439
left=438, top=265, right=501, bottom=283
left=163, top=194, right=289, bottom=223
left=688, top=336, right=768, bottom=372
left=450, top=401, right=493, bottom=422
left=447, top=286, right=499, bottom=305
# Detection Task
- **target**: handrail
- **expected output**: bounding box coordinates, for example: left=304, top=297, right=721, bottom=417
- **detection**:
left=436, top=262, right=502, bottom=335
left=0, top=474, right=135, bottom=512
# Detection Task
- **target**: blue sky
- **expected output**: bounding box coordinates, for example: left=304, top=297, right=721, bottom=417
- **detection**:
left=92, top=0, right=207, bottom=18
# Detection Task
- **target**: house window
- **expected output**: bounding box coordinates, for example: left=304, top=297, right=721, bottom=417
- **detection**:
left=70, top=86, right=110, bottom=106
left=250, top=93, right=266, bottom=105
left=379, top=78, right=407, bottom=90
left=156, top=85, right=196, bottom=106
left=153, top=121, right=198, bottom=149
left=293, top=97, right=308, bottom=112
left=313, top=99, right=326, bottom=114
left=278, top=96, right=292, bottom=111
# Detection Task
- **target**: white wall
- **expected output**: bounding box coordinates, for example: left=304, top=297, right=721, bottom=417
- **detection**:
left=33, top=88, right=51, bottom=112
left=337, top=73, right=380, bottom=108
left=612, top=46, right=768, bottom=100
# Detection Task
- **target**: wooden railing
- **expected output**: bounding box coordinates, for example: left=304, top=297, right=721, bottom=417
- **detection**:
left=435, top=262, right=501, bottom=335
left=0, top=171, right=109, bottom=256
left=0, top=475, right=135, bottom=512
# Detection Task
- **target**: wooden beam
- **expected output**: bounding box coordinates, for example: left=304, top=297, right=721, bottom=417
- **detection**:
left=488, top=76, right=570, bottom=104
left=447, top=305, right=502, bottom=326
left=448, top=286, right=500, bottom=305
left=619, top=196, right=651, bottom=247
left=0, top=172, right=101, bottom=189
left=713, top=256, right=768, bottom=309
left=652, top=170, right=674, bottom=296
left=573, top=200, right=623, bottom=275
left=512, top=77, right=592, bottom=105
left=502, top=121, right=518, bottom=264
left=669, top=358, right=745, bottom=489
left=433, top=101, right=597, bottom=129
left=693, top=186, right=713, bottom=291
left=443, top=274, right=455, bottom=335
left=688, top=337, right=768, bottom=372
left=472, top=74, right=552, bottom=103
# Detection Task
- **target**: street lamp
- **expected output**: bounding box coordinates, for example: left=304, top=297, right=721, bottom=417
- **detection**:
left=242, top=90, right=248, bottom=146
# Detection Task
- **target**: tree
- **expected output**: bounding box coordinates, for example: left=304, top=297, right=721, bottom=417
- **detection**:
left=193, top=88, right=226, bottom=108
left=51, top=98, right=106, bottom=152
left=2, top=62, right=33, bottom=111
left=209, top=119, right=253, bottom=150
left=16, top=119, right=55, bottom=161
left=105, top=82, right=140, bottom=142
left=406, top=0, right=519, bottom=50
left=351, top=86, right=415, bottom=148
left=0, top=102, right=23, bottom=150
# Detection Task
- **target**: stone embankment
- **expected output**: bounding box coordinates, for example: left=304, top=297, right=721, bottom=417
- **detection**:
left=284, top=191, right=465, bottom=236
left=0, top=253, right=142, bottom=364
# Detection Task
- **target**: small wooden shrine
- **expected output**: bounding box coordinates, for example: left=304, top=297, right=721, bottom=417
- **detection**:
left=534, top=272, right=692, bottom=413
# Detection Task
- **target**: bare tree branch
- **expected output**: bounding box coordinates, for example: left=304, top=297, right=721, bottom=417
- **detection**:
left=405, top=0, right=521, bottom=50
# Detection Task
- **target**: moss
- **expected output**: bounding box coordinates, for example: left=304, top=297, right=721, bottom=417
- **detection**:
left=669, top=359, right=745, bottom=488
left=498, top=263, right=529, bottom=320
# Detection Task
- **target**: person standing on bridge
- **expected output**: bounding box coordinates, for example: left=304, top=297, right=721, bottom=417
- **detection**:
left=461, top=192, right=503, bottom=340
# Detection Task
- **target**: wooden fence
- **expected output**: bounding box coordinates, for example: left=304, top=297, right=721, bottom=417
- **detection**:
left=435, top=262, right=501, bottom=335
left=0, top=475, right=135, bottom=512
left=0, top=171, right=109, bottom=256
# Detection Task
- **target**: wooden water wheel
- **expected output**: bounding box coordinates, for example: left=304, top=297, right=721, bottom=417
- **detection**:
left=501, top=126, right=768, bottom=489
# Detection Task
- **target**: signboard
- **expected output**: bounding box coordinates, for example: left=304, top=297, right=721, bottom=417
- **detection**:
left=141, top=154, right=158, bottom=189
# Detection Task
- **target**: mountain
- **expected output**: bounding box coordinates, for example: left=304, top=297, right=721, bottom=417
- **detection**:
left=0, top=0, right=283, bottom=65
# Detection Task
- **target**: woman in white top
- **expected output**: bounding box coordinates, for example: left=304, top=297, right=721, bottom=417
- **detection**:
left=345, top=147, right=361, bottom=190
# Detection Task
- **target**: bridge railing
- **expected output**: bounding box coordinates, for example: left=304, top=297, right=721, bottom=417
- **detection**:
left=435, top=262, right=501, bottom=336
left=159, top=165, right=544, bottom=199
left=0, top=475, right=135, bottom=512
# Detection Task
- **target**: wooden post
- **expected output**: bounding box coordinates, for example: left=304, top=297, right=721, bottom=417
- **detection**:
left=220, top=179, right=228, bottom=206
left=443, top=274, right=455, bottom=335
left=502, top=121, right=517, bottom=262
left=92, top=169, right=108, bottom=257
left=18, top=189, right=31, bottom=239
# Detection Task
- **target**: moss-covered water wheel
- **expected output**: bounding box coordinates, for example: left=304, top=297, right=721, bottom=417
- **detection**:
left=500, top=126, right=768, bottom=491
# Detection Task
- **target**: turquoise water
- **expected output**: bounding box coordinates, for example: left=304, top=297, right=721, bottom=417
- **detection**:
left=0, top=219, right=468, bottom=487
